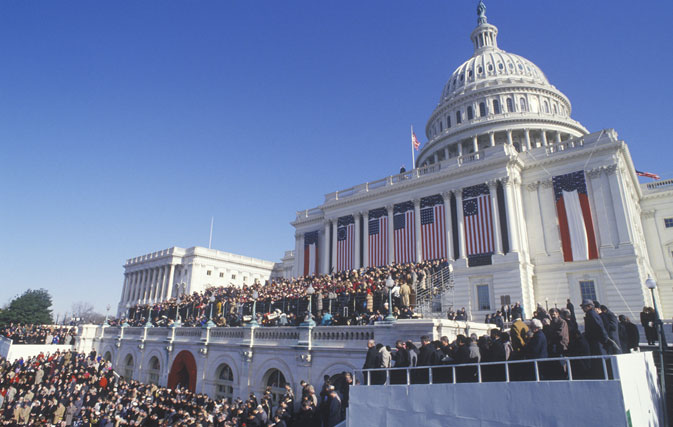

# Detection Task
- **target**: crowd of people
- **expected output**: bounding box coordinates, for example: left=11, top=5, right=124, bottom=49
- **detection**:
left=113, top=260, right=448, bottom=328
left=362, top=298, right=644, bottom=383
left=0, top=325, right=76, bottom=345
left=0, top=348, right=350, bottom=426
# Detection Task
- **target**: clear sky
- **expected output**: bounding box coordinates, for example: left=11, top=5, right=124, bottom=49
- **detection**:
left=1, top=1, right=672, bottom=318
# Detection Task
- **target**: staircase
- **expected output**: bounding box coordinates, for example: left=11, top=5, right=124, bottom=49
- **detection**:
left=414, top=264, right=453, bottom=318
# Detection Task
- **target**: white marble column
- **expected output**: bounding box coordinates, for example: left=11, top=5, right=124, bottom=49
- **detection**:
left=472, top=135, right=478, bottom=153
left=322, top=221, right=331, bottom=274
left=294, top=234, right=301, bottom=277
left=488, top=181, right=503, bottom=254
left=457, top=141, right=463, bottom=157
left=541, top=130, right=548, bottom=147
left=506, top=130, right=513, bottom=146
left=524, top=129, right=532, bottom=151
left=139, top=269, right=147, bottom=303
left=455, top=190, right=467, bottom=259
left=387, top=205, right=395, bottom=264
left=362, top=212, right=369, bottom=268
left=354, top=213, right=361, bottom=269
left=120, top=274, right=130, bottom=305
left=503, top=178, right=521, bottom=252
left=165, top=264, right=175, bottom=300
left=414, top=199, right=422, bottom=262
left=555, top=131, right=562, bottom=144
left=331, top=221, right=338, bottom=272
left=489, top=132, right=495, bottom=147
left=442, top=192, right=454, bottom=260
left=156, top=266, right=166, bottom=302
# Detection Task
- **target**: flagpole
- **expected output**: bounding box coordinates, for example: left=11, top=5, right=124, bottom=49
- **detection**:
left=411, top=125, right=416, bottom=169
left=208, top=216, right=214, bottom=249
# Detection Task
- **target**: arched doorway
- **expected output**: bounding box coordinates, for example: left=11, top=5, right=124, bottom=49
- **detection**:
left=103, top=351, right=112, bottom=362
left=167, top=350, right=197, bottom=392
left=213, top=363, right=234, bottom=400
left=123, top=354, right=134, bottom=379
left=147, top=356, right=161, bottom=385
left=263, top=368, right=287, bottom=409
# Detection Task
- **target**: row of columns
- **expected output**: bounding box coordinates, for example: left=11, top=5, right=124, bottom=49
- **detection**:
left=428, top=129, right=565, bottom=165
left=313, top=178, right=521, bottom=273
left=120, top=264, right=176, bottom=307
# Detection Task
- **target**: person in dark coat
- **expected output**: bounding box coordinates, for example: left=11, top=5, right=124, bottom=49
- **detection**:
left=325, top=388, right=342, bottom=427
left=363, top=340, right=378, bottom=369
left=599, top=305, right=621, bottom=352
left=640, top=307, right=658, bottom=345
left=581, top=300, right=608, bottom=356
left=618, top=315, right=640, bottom=352
left=547, top=308, right=569, bottom=357
left=566, top=299, right=576, bottom=322
left=417, top=336, right=435, bottom=366
left=525, top=319, right=548, bottom=359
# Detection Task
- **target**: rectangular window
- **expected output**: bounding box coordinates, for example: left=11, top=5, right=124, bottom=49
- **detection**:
left=579, top=280, right=597, bottom=302
left=243, top=276, right=247, bottom=282
left=231, top=274, right=236, bottom=280
left=476, top=284, right=490, bottom=311
left=219, top=272, right=224, bottom=278
left=206, top=270, right=212, bottom=276
left=664, top=218, right=673, bottom=228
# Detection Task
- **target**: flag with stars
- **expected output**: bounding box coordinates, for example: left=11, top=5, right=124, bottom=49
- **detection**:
left=421, top=195, right=446, bottom=261
left=337, top=215, right=355, bottom=272
left=303, top=230, right=319, bottom=276
left=552, top=170, right=598, bottom=262
left=368, top=207, right=388, bottom=267
left=462, top=184, right=494, bottom=256
left=394, top=201, right=416, bottom=264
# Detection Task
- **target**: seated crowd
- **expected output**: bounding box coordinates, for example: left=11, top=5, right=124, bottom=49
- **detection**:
left=111, top=260, right=450, bottom=328
left=363, top=299, right=642, bottom=382
left=0, top=325, right=76, bottom=345
left=0, top=349, right=350, bottom=426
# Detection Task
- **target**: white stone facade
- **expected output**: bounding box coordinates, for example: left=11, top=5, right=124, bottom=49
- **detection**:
left=118, top=247, right=276, bottom=317
left=291, top=12, right=673, bottom=320
left=86, top=320, right=490, bottom=403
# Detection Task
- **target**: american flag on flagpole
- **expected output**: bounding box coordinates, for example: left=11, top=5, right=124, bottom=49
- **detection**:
left=553, top=171, right=598, bottom=262
left=368, top=208, right=388, bottom=267
left=303, top=230, right=319, bottom=276
left=421, top=195, right=446, bottom=261
left=463, top=184, right=494, bottom=256
left=337, top=215, right=355, bottom=272
left=412, top=131, right=420, bottom=151
left=394, top=201, right=416, bottom=264
left=636, top=170, right=661, bottom=180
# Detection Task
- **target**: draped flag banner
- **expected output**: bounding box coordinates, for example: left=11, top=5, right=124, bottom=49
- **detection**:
left=394, top=201, right=416, bottom=264
left=462, top=184, right=494, bottom=256
left=303, top=230, right=319, bottom=276
left=337, top=215, right=355, bottom=271
left=421, top=195, right=446, bottom=261
left=552, top=171, right=598, bottom=262
left=368, top=207, right=388, bottom=267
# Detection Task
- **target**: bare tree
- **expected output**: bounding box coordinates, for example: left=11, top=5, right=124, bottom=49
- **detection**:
left=70, top=301, right=105, bottom=324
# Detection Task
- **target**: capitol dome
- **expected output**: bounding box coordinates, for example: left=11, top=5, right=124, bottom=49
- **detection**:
left=417, top=2, right=588, bottom=167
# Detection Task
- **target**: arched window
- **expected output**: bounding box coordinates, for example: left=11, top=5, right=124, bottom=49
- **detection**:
left=506, top=98, right=514, bottom=112
left=456, top=111, right=462, bottom=124
left=467, top=106, right=473, bottom=120
left=148, top=357, right=160, bottom=385
left=123, top=355, right=134, bottom=379
left=439, top=120, right=443, bottom=132
left=479, top=102, right=486, bottom=117
left=493, top=99, right=500, bottom=114
left=520, top=98, right=527, bottom=112
left=103, top=351, right=112, bottom=362
left=543, top=101, right=549, bottom=113
left=446, top=115, right=451, bottom=128
left=553, top=104, right=558, bottom=114
left=264, top=369, right=288, bottom=409
left=214, top=364, right=234, bottom=400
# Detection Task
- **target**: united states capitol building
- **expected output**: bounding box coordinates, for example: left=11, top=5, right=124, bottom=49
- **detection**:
left=68, top=5, right=671, bottom=425
left=291, top=6, right=673, bottom=321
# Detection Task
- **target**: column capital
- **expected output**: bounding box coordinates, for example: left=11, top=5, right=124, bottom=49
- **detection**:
left=487, top=180, right=499, bottom=190
left=441, top=190, right=452, bottom=198
left=386, top=204, right=394, bottom=212
left=413, top=198, right=421, bottom=205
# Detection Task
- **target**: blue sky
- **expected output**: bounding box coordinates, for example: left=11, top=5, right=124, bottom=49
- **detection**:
left=1, top=1, right=672, bottom=317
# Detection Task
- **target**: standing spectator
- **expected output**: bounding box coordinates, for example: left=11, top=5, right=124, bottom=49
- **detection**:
left=399, top=281, right=411, bottom=308
left=510, top=315, right=529, bottom=357
left=640, top=307, right=657, bottom=345
left=566, top=298, right=576, bottom=322
left=618, top=315, right=640, bottom=352
left=547, top=308, right=569, bottom=357
left=581, top=300, right=608, bottom=355
left=526, top=319, right=548, bottom=359
left=599, top=304, right=621, bottom=352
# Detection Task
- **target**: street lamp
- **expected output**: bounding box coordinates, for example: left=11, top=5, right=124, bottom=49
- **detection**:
left=646, top=275, right=668, bottom=427
left=248, top=290, right=260, bottom=328
left=384, top=275, right=396, bottom=322
left=205, top=295, right=217, bottom=328
left=105, top=304, right=111, bottom=326
left=144, top=306, right=154, bottom=328
left=302, top=285, right=316, bottom=327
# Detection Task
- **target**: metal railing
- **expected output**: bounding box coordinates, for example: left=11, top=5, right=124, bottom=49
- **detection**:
left=356, top=355, right=618, bottom=386
left=414, top=265, right=453, bottom=317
